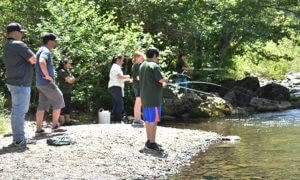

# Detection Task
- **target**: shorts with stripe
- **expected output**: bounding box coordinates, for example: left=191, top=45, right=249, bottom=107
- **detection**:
left=142, top=106, right=161, bottom=123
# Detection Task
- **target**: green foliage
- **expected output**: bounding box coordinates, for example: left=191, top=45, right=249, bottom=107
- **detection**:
left=35, top=0, right=154, bottom=111
left=0, top=0, right=299, bottom=114
left=0, top=93, right=9, bottom=134
left=229, top=35, right=300, bottom=80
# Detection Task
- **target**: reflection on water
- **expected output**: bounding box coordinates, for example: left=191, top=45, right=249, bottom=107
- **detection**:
left=165, top=109, right=300, bottom=179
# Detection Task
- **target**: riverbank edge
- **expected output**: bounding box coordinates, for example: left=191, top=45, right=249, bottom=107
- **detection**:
left=0, top=121, right=221, bottom=179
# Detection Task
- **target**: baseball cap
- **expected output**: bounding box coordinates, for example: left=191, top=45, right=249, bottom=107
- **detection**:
left=7, top=23, right=26, bottom=33
left=42, top=33, right=61, bottom=43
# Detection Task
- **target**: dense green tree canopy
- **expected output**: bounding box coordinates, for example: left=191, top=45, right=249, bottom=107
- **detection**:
left=0, top=0, right=299, bottom=111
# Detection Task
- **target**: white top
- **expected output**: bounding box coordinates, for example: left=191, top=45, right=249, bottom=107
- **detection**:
left=108, top=63, right=124, bottom=95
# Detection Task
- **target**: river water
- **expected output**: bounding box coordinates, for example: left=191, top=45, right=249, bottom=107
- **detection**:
left=164, top=109, right=300, bottom=179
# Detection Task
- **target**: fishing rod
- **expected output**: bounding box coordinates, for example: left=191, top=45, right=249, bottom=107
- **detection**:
left=167, top=83, right=213, bottom=96
left=172, top=80, right=254, bottom=98
left=197, top=68, right=228, bottom=71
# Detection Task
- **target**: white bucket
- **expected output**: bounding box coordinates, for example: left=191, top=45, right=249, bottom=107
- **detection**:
left=98, top=108, right=111, bottom=124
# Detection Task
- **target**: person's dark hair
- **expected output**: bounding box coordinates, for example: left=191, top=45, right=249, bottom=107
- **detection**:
left=177, top=52, right=186, bottom=65
left=57, top=58, right=69, bottom=71
left=110, top=55, right=123, bottom=68
left=146, top=47, right=159, bottom=58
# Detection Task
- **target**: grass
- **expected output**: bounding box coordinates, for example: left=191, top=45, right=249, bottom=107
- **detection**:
left=0, top=93, right=9, bottom=134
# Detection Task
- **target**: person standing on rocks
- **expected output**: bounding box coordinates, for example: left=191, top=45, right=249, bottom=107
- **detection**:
left=3, top=23, right=37, bottom=146
left=175, top=52, right=193, bottom=93
left=108, top=55, right=131, bottom=124
left=57, top=58, right=75, bottom=126
left=139, top=47, right=168, bottom=152
left=131, top=51, right=145, bottom=127
left=35, top=33, right=67, bottom=136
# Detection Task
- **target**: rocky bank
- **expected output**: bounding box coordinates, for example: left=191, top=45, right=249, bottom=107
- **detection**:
left=0, top=121, right=221, bottom=179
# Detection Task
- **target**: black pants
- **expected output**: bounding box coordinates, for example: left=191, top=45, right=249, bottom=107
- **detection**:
left=108, top=86, right=123, bottom=122
left=61, top=93, right=71, bottom=115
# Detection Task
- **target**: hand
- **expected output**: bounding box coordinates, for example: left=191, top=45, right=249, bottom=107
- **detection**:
left=43, top=76, right=53, bottom=83
left=162, top=82, right=167, bottom=88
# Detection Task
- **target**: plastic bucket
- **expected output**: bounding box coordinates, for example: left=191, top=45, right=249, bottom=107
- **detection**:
left=98, top=108, right=111, bottom=124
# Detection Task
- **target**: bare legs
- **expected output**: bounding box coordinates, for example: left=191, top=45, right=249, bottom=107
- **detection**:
left=134, top=97, right=141, bottom=120
left=59, top=114, right=70, bottom=125
left=145, top=121, right=157, bottom=143
left=36, top=109, right=61, bottom=131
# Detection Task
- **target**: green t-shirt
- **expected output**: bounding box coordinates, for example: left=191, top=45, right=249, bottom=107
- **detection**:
left=131, top=63, right=140, bottom=88
left=58, top=69, right=72, bottom=94
left=139, top=60, right=165, bottom=107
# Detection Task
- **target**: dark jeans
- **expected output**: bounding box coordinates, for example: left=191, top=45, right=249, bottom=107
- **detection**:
left=108, top=86, right=123, bottom=122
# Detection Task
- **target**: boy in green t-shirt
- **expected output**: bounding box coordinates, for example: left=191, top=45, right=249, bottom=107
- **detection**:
left=139, top=47, right=168, bottom=152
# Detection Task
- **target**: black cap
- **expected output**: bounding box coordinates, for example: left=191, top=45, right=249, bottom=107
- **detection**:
left=7, top=23, right=26, bottom=33
left=42, top=33, right=60, bottom=43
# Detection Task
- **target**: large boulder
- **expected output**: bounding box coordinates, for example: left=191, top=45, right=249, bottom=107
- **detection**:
left=223, top=86, right=254, bottom=107
left=208, top=78, right=236, bottom=97
left=189, top=96, right=232, bottom=118
left=162, top=98, right=186, bottom=116
left=250, top=97, right=292, bottom=112
left=236, top=77, right=260, bottom=92
left=256, top=83, right=290, bottom=101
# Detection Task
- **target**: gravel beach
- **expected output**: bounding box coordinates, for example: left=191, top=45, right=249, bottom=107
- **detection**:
left=0, top=121, right=221, bottom=179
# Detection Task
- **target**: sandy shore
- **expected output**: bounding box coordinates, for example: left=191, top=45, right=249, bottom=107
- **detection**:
left=0, top=121, right=221, bottom=179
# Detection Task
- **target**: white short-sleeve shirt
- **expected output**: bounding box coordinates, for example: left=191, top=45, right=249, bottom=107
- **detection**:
left=108, top=63, right=124, bottom=91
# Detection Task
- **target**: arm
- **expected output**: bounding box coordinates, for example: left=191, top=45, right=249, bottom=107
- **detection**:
left=39, top=57, right=53, bottom=83
left=64, top=75, right=75, bottom=84
left=117, top=74, right=130, bottom=80
left=182, top=66, right=193, bottom=71
left=28, top=55, right=37, bottom=64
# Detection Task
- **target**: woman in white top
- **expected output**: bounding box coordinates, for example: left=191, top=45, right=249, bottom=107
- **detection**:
left=108, top=55, right=131, bottom=123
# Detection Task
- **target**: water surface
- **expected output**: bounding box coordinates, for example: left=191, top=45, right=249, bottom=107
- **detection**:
left=164, top=109, right=300, bottom=179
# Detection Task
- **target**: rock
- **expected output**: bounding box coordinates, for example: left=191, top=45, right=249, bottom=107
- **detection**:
left=161, top=115, right=177, bottom=121
left=223, top=86, right=254, bottom=107
left=230, top=107, right=248, bottom=116
left=256, top=83, right=290, bottom=101
left=221, top=136, right=241, bottom=142
left=189, top=96, right=230, bottom=118
left=208, top=78, right=236, bottom=97
left=162, top=100, right=186, bottom=116
left=250, top=97, right=292, bottom=112
left=236, top=77, right=260, bottom=92
left=181, top=92, right=203, bottom=109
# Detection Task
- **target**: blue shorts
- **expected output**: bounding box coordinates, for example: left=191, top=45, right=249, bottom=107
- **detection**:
left=142, top=106, right=161, bottom=122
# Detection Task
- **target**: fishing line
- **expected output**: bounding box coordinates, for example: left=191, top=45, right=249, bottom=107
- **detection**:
left=167, top=83, right=213, bottom=96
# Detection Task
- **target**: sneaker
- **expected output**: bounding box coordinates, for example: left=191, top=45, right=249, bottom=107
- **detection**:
left=61, top=121, right=74, bottom=126
left=132, top=120, right=144, bottom=127
left=35, top=129, right=51, bottom=136
left=14, top=138, right=36, bottom=146
left=145, top=140, right=162, bottom=148
left=52, top=125, right=67, bottom=133
left=145, top=142, right=164, bottom=152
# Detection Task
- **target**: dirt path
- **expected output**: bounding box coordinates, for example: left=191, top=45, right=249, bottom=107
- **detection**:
left=0, top=121, right=220, bottom=179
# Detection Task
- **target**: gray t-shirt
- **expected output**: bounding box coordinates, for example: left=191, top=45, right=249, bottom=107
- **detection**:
left=3, top=38, right=35, bottom=86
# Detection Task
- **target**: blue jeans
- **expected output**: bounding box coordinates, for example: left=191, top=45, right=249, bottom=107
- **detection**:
left=175, top=77, right=188, bottom=93
left=108, top=86, right=124, bottom=122
left=6, top=84, right=30, bottom=142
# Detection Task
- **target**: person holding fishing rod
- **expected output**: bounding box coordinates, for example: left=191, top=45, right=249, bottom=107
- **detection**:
left=175, top=53, right=193, bottom=93
left=108, top=55, right=132, bottom=124
left=57, top=58, right=75, bottom=126
left=139, top=47, right=168, bottom=152
left=131, top=51, right=145, bottom=127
